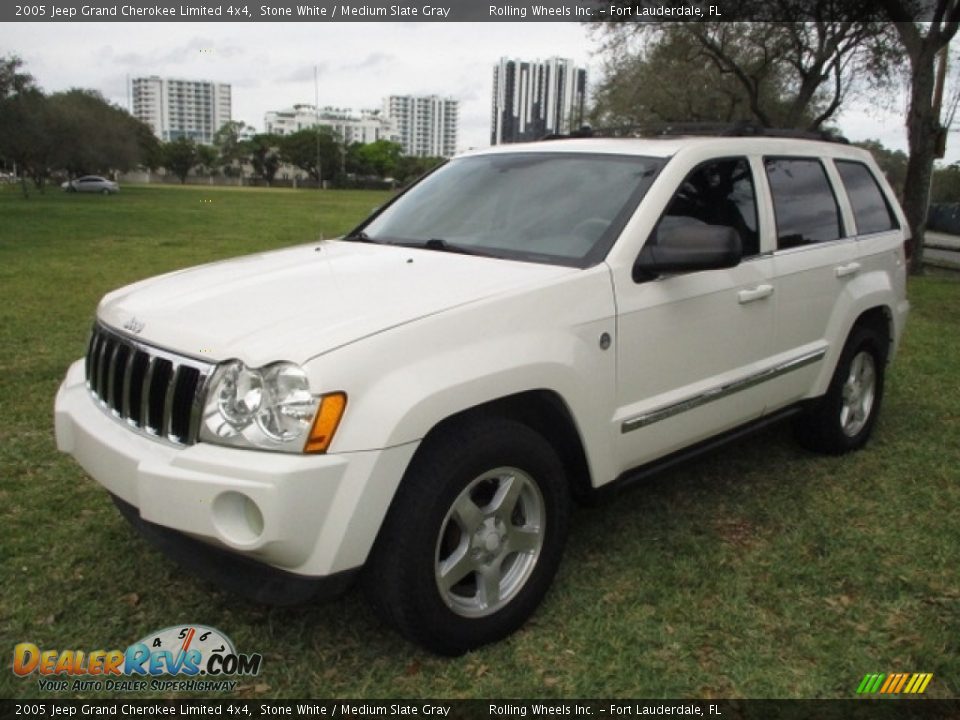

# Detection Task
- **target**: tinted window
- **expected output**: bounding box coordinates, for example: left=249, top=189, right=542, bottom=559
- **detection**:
left=651, top=157, right=759, bottom=256
left=765, top=158, right=843, bottom=249
left=836, top=160, right=898, bottom=235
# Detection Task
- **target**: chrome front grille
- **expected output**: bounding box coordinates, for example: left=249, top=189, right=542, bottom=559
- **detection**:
left=85, top=322, right=215, bottom=445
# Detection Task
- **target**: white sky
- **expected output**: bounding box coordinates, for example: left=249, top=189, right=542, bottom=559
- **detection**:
left=1, top=22, right=949, bottom=161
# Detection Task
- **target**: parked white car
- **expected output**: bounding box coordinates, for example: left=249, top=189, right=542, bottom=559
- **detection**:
left=55, top=132, right=909, bottom=654
left=61, top=175, right=119, bottom=194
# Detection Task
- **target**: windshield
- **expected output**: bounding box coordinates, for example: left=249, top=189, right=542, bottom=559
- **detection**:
left=354, top=152, right=665, bottom=267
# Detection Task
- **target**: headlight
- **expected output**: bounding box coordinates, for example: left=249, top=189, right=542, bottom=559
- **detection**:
left=199, top=360, right=345, bottom=453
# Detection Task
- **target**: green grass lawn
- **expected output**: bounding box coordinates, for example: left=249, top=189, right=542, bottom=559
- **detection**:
left=1, top=184, right=958, bottom=700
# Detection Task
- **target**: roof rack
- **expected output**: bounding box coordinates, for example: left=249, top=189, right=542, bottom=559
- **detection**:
left=540, top=122, right=848, bottom=144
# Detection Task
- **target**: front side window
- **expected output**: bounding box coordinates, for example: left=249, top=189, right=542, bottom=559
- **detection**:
left=356, top=153, right=664, bottom=267
left=765, top=158, right=843, bottom=249
left=835, top=160, right=899, bottom=235
left=650, top=157, right=760, bottom=257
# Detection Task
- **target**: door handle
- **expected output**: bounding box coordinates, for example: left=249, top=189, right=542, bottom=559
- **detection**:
left=835, top=262, right=861, bottom=278
left=738, top=284, right=774, bottom=304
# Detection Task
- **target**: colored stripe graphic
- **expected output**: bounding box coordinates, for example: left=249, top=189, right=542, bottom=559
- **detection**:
left=857, top=673, right=885, bottom=694
left=857, top=672, right=932, bottom=694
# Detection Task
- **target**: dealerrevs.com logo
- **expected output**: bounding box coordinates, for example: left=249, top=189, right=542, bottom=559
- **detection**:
left=12, top=625, right=262, bottom=693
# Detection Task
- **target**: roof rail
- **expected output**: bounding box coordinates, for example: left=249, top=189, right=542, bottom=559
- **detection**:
left=539, top=122, right=848, bottom=144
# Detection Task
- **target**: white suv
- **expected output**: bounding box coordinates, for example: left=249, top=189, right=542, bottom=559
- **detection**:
left=55, top=134, right=910, bottom=655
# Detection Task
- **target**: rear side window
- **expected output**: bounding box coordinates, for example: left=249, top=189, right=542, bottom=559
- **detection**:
left=765, top=158, right=843, bottom=249
left=835, top=160, right=899, bottom=235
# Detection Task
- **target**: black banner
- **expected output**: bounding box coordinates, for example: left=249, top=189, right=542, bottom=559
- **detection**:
left=0, top=0, right=930, bottom=23
left=3, top=699, right=960, bottom=720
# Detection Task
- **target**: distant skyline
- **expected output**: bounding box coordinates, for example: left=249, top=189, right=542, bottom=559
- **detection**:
left=0, top=22, right=943, bottom=161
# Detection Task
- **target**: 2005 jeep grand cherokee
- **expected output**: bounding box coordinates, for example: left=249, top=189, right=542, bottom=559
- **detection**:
left=56, top=132, right=910, bottom=654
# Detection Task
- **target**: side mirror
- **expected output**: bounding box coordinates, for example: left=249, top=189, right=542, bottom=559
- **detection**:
left=633, top=224, right=742, bottom=282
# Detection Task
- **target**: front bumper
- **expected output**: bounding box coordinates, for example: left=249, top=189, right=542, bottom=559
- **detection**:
left=54, top=359, right=418, bottom=581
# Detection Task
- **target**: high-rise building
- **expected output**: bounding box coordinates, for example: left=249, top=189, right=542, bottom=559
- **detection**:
left=384, top=95, right=459, bottom=157
left=491, top=57, right=587, bottom=145
left=131, top=76, right=231, bottom=145
left=263, top=105, right=395, bottom=145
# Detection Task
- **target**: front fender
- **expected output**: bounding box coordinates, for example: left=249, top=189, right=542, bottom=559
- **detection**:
left=306, top=266, right=619, bottom=487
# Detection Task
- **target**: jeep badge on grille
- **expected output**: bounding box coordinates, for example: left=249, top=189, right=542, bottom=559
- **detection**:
left=123, top=317, right=144, bottom=334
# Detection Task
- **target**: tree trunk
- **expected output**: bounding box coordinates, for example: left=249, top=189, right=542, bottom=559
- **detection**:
left=902, top=46, right=940, bottom=276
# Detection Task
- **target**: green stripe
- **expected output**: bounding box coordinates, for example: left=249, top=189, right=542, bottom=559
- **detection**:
left=869, top=673, right=886, bottom=693
left=856, top=674, right=872, bottom=693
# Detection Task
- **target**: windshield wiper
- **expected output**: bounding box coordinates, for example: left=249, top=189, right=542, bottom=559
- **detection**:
left=392, top=238, right=498, bottom=257
left=343, top=230, right=380, bottom=243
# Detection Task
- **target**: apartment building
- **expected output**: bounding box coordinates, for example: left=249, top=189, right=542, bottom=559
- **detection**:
left=384, top=95, right=459, bottom=157
left=491, top=57, right=587, bottom=144
left=131, top=76, right=231, bottom=145
left=263, top=105, right=395, bottom=145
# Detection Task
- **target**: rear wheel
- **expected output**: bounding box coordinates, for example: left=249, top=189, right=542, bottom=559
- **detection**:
left=364, top=417, right=569, bottom=655
left=794, top=325, right=886, bottom=454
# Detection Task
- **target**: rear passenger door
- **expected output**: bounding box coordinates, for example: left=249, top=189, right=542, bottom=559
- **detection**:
left=765, top=156, right=856, bottom=408
left=834, top=159, right=904, bottom=280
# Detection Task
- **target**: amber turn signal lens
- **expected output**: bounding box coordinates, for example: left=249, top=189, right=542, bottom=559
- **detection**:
left=304, top=392, right=347, bottom=453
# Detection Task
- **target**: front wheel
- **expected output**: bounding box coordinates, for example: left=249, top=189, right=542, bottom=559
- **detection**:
left=794, top=325, right=886, bottom=454
left=364, top=417, right=570, bottom=655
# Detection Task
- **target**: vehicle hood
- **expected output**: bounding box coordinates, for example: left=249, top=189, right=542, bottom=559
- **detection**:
left=98, top=240, right=575, bottom=367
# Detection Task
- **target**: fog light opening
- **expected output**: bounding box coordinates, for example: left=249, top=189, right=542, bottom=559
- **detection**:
left=212, top=491, right=265, bottom=545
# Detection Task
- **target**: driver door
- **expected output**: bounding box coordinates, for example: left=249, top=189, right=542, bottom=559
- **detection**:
left=612, top=156, right=776, bottom=474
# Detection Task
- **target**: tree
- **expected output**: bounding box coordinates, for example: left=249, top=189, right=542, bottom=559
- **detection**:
left=279, top=128, right=342, bottom=184
left=0, top=89, right=58, bottom=197
left=135, top=123, right=163, bottom=172
left=876, top=5, right=960, bottom=273
left=348, top=139, right=403, bottom=178
left=0, top=53, right=35, bottom=105
left=48, top=89, right=145, bottom=178
left=0, top=54, right=158, bottom=194
left=196, top=144, right=218, bottom=176
left=163, top=137, right=199, bottom=183
left=0, top=55, right=47, bottom=196
left=592, top=11, right=894, bottom=131
left=246, top=134, right=282, bottom=185
left=393, top=155, right=445, bottom=186
left=931, top=162, right=960, bottom=203
left=592, top=27, right=792, bottom=127
left=854, top=140, right=909, bottom=197
left=213, top=120, right=249, bottom=177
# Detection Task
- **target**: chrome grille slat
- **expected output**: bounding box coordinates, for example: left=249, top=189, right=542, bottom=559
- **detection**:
left=97, top=336, right=112, bottom=401
left=105, top=341, right=121, bottom=411
left=91, top=333, right=107, bottom=398
left=121, top=350, right=135, bottom=420
left=187, top=374, right=209, bottom=444
left=83, top=322, right=214, bottom=447
left=141, top=356, right=156, bottom=430
left=163, top=364, right=181, bottom=439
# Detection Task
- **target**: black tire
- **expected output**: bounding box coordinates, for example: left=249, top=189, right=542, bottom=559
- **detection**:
left=101, top=188, right=110, bottom=195
left=364, top=416, right=570, bottom=655
left=793, top=324, right=886, bottom=454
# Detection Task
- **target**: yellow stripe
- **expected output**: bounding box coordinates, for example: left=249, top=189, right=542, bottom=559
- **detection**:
left=904, top=674, right=919, bottom=693
left=880, top=674, right=896, bottom=693
left=894, top=674, right=909, bottom=693
left=918, top=674, right=933, bottom=694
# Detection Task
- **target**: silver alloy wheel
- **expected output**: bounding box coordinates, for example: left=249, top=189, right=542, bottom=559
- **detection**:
left=840, top=350, right=876, bottom=437
left=434, top=466, right=545, bottom=618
